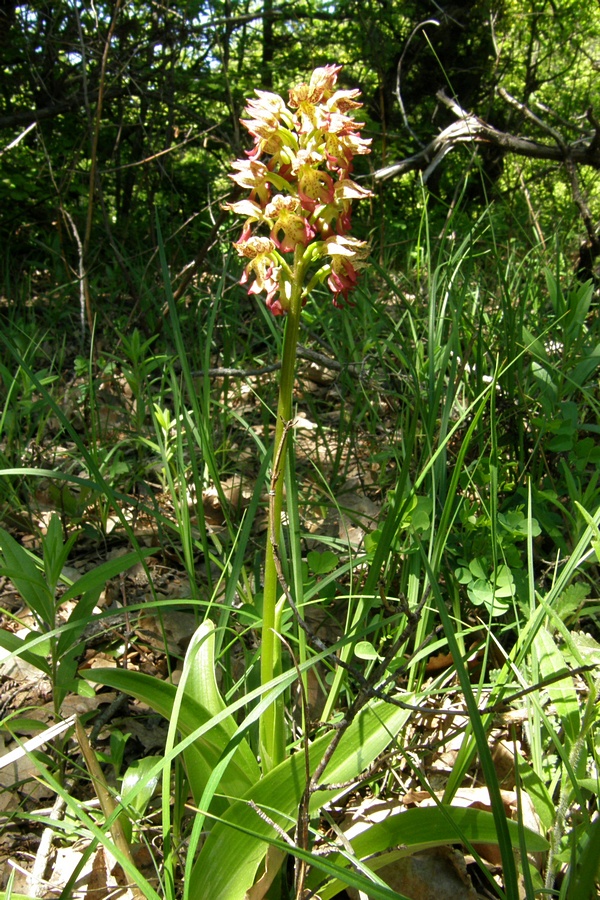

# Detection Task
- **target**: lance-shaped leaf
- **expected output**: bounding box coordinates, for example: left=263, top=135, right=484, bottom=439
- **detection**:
left=188, top=698, right=414, bottom=899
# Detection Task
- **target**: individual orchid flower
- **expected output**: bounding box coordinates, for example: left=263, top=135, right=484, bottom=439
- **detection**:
left=228, top=159, right=272, bottom=205
left=297, top=165, right=335, bottom=212
left=313, top=200, right=351, bottom=239
left=288, top=66, right=347, bottom=132
left=334, top=177, right=373, bottom=202
left=324, top=232, right=371, bottom=258
left=223, top=197, right=264, bottom=242
left=323, top=234, right=370, bottom=306
left=326, top=89, right=363, bottom=115
left=323, top=120, right=372, bottom=174
left=245, top=89, right=290, bottom=121
left=311, top=179, right=370, bottom=238
left=307, top=64, right=343, bottom=98
left=241, top=92, right=298, bottom=164
left=234, top=236, right=280, bottom=306
left=288, top=64, right=342, bottom=107
left=265, top=194, right=316, bottom=252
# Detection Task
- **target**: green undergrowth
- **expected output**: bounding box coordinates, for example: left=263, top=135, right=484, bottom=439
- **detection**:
left=1, top=200, right=600, bottom=899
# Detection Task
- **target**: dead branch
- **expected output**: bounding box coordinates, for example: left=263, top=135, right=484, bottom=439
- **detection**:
left=0, top=98, right=90, bottom=130
left=374, top=89, right=600, bottom=182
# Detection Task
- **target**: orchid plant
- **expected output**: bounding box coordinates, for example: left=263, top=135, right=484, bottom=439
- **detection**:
left=225, top=64, right=372, bottom=771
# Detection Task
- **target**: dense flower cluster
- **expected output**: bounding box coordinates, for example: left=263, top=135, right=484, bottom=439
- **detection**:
left=226, top=65, right=372, bottom=314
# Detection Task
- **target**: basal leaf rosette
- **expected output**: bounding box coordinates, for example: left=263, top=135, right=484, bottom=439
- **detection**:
left=225, top=65, right=372, bottom=314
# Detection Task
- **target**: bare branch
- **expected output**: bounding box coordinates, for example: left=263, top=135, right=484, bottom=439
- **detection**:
left=199, top=4, right=335, bottom=29
left=0, top=121, right=36, bottom=156
left=498, top=87, right=567, bottom=150
left=374, top=90, right=600, bottom=182
left=396, top=19, right=439, bottom=147
left=0, top=97, right=92, bottom=130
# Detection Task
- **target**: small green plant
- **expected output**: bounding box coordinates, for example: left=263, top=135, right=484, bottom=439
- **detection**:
left=0, top=346, right=58, bottom=463
left=453, top=504, right=542, bottom=617
left=0, top=513, right=153, bottom=720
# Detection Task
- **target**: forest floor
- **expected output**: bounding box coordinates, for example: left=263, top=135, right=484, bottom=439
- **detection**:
left=0, top=286, right=593, bottom=897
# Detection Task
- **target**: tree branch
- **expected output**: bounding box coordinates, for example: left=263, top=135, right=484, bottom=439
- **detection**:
left=374, top=90, right=600, bottom=182
left=0, top=97, right=91, bottom=129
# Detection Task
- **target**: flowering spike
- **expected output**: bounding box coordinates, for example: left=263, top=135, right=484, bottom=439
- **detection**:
left=226, top=65, right=372, bottom=313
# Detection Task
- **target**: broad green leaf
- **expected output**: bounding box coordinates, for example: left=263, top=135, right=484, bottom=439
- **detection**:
left=119, top=755, right=162, bottom=843
left=554, top=583, right=589, bottom=625
left=365, top=529, right=381, bottom=561
left=189, top=697, right=414, bottom=900
left=60, top=548, right=155, bottom=603
left=566, top=813, right=600, bottom=899
left=0, top=629, right=51, bottom=676
left=312, top=805, right=550, bottom=899
left=498, top=509, right=541, bottom=539
left=530, top=360, right=557, bottom=398
left=469, top=557, right=487, bottom=579
left=54, top=650, right=80, bottom=704
left=517, top=751, right=556, bottom=833
left=0, top=894, right=38, bottom=900
left=574, top=501, right=600, bottom=564
left=85, top=668, right=257, bottom=804
left=355, top=640, right=380, bottom=660
left=576, top=778, right=600, bottom=794
left=0, top=527, right=54, bottom=626
left=183, top=621, right=230, bottom=719
left=42, top=513, right=77, bottom=597
left=195, top=812, right=411, bottom=900
left=307, top=550, right=338, bottom=575
left=534, top=626, right=580, bottom=748
left=56, top=586, right=102, bottom=658
left=181, top=621, right=260, bottom=783
left=121, top=756, right=162, bottom=813
left=570, top=344, right=600, bottom=388
left=564, top=279, right=594, bottom=338
left=522, top=326, right=548, bottom=361
left=494, top=564, right=515, bottom=596
left=455, top=565, right=471, bottom=584
left=570, top=632, right=600, bottom=664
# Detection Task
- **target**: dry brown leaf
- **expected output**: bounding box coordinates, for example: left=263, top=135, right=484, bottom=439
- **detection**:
left=343, top=798, right=478, bottom=900
left=347, top=846, right=478, bottom=900
left=87, top=844, right=135, bottom=900
left=135, top=610, right=197, bottom=655
left=244, top=846, right=287, bottom=900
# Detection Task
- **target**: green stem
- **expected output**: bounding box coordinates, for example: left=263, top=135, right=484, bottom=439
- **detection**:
left=260, top=245, right=305, bottom=772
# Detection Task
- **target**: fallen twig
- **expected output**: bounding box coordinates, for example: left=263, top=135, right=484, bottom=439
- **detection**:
left=27, top=790, right=68, bottom=898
